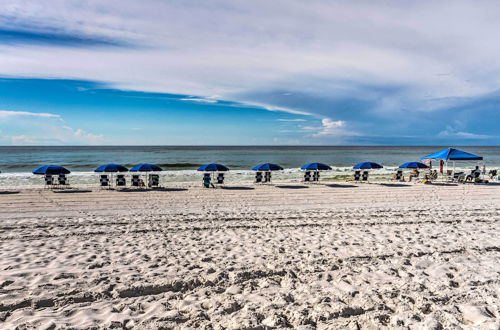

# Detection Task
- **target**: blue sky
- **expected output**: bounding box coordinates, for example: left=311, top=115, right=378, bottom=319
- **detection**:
left=1, top=0, right=500, bottom=145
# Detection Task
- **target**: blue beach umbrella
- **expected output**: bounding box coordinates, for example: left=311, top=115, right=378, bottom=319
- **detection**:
left=94, top=164, right=129, bottom=172
left=300, top=162, right=332, bottom=171
left=353, top=162, right=383, bottom=169
left=33, top=165, right=71, bottom=175
left=130, top=164, right=163, bottom=172
left=197, top=163, right=230, bottom=171
left=252, top=163, right=284, bottom=171
left=399, top=162, right=429, bottom=169
left=421, top=147, right=482, bottom=161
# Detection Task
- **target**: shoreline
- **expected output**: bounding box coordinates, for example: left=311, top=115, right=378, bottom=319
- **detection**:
left=1, top=165, right=497, bottom=188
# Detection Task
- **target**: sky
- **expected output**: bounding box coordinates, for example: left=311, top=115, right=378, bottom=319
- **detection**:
left=0, top=0, right=500, bottom=145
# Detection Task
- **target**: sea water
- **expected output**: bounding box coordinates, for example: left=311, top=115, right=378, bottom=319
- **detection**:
left=0, top=146, right=498, bottom=186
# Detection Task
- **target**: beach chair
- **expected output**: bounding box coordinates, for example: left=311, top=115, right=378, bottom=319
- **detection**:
left=149, top=174, right=160, bottom=188
left=131, top=175, right=140, bottom=187
left=203, top=173, right=211, bottom=188
left=409, top=170, right=419, bottom=182
left=393, top=170, right=403, bottom=181
left=304, top=171, right=311, bottom=182
left=353, top=170, right=361, bottom=181
left=116, top=175, right=126, bottom=187
left=44, top=175, right=54, bottom=188
left=362, top=171, right=369, bottom=181
left=453, top=172, right=465, bottom=183
left=216, top=173, right=225, bottom=184
left=466, top=170, right=482, bottom=183
left=313, top=171, right=320, bottom=182
left=424, top=170, right=438, bottom=182
left=264, top=171, right=272, bottom=183
left=100, top=175, right=109, bottom=187
left=58, top=174, right=68, bottom=186
left=255, top=171, right=263, bottom=183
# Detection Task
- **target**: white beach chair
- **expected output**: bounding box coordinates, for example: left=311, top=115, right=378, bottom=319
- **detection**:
left=313, top=171, right=320, bottom=182
left=116, top=175, right=126, bottom=187
left=131, top=175, right=140, bottom=187
left=58, top=174, right=68, bottom=186
left=44, top=175, right=54, bottom=188
left=362, top=171, right=369, bottom=181
left=149, top=174, right=160, bottom=188
left=303, top=171, right=311, bottom=182
left=100, top=175, right=109, bottom=187
left=255, top=171, right=263, bottom=183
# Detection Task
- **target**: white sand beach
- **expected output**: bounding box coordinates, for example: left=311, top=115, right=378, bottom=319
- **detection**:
left=0, top=182, right=499, bottom=329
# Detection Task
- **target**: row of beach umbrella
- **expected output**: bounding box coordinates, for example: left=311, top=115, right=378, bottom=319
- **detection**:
left=31, top=161, right=430, bottom=176
left=29, top=147, right=484, bottom=175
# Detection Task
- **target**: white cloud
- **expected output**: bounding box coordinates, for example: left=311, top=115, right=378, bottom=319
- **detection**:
left=1, top=1, right=500, bottom=123
left=438, top=125, right=493, bottom=140
left=0, top=110, right=61, bottom=119
left=276, top=118, right=306, bottom=122
left=245, top=103, right=315, bottom=116
left=10, top=135, right=36, bottom=145
left=302, top=117, right=360, bottom=139
left=180, top=97, right=218, bottom=104
left=0, top=110, right=104, bottom=145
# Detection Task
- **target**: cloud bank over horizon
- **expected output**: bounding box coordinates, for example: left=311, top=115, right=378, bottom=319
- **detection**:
left=1, top=0, right=500, bottom=145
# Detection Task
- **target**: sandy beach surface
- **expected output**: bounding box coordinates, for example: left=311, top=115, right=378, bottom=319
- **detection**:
left=0, top=182, right=499, bottom=329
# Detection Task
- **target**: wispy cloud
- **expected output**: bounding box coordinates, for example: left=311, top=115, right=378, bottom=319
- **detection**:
left=438, top=125, right=494, bottom=140
left=1, top=1, right=500, bottom=143
left=276, top=118, right=306, bottom=122
left=180, top=97, right=218, bottom=104
left=0, top=109, right=104, bottom=145
left=0, top=110, right=60, bottom=119
left=0, top=28, right=130, bottom=47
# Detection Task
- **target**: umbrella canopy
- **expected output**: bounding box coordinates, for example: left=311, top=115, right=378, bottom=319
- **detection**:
left=300, top=162, right=332, bottom=171
left=252, top=163, right=284, bottom=171
left=399, top=161, right=429, bottom=169
left=130, top=163, right=163, bottom=172
left=197, top=163, right=229, bottom=171
left=94, top=164, right=129, bottom=172
left=353, top=162, right=383, bottom=169
left=33, top=165, right=71, bottom=175
left=421, top=147, right=482, bottom=161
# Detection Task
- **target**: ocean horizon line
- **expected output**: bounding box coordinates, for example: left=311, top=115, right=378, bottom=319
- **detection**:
left=1, top=145, right=499, bottom=148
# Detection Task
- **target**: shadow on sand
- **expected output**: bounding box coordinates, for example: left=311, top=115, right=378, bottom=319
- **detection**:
left=0, top=191, right=20, bottom=195
left=121, top=187, right=189, bottom=192
left=155, top=187, right=189, bottom=192
left=121, top=188, right=151, bottom=192
left=378, top=183, right=411, bottom=187
left=482, top=182, right=500, bottom=186
left=53, top=189, right=92, bottom=193
left=326, top=184, right=358, bottom=188
left=221, top=186, right=255, bottom=190
left=276, top=185, right=308, bottom=189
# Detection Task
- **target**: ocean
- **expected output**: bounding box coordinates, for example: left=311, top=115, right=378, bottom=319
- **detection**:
left=0, top=146, right=498, bottom=186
